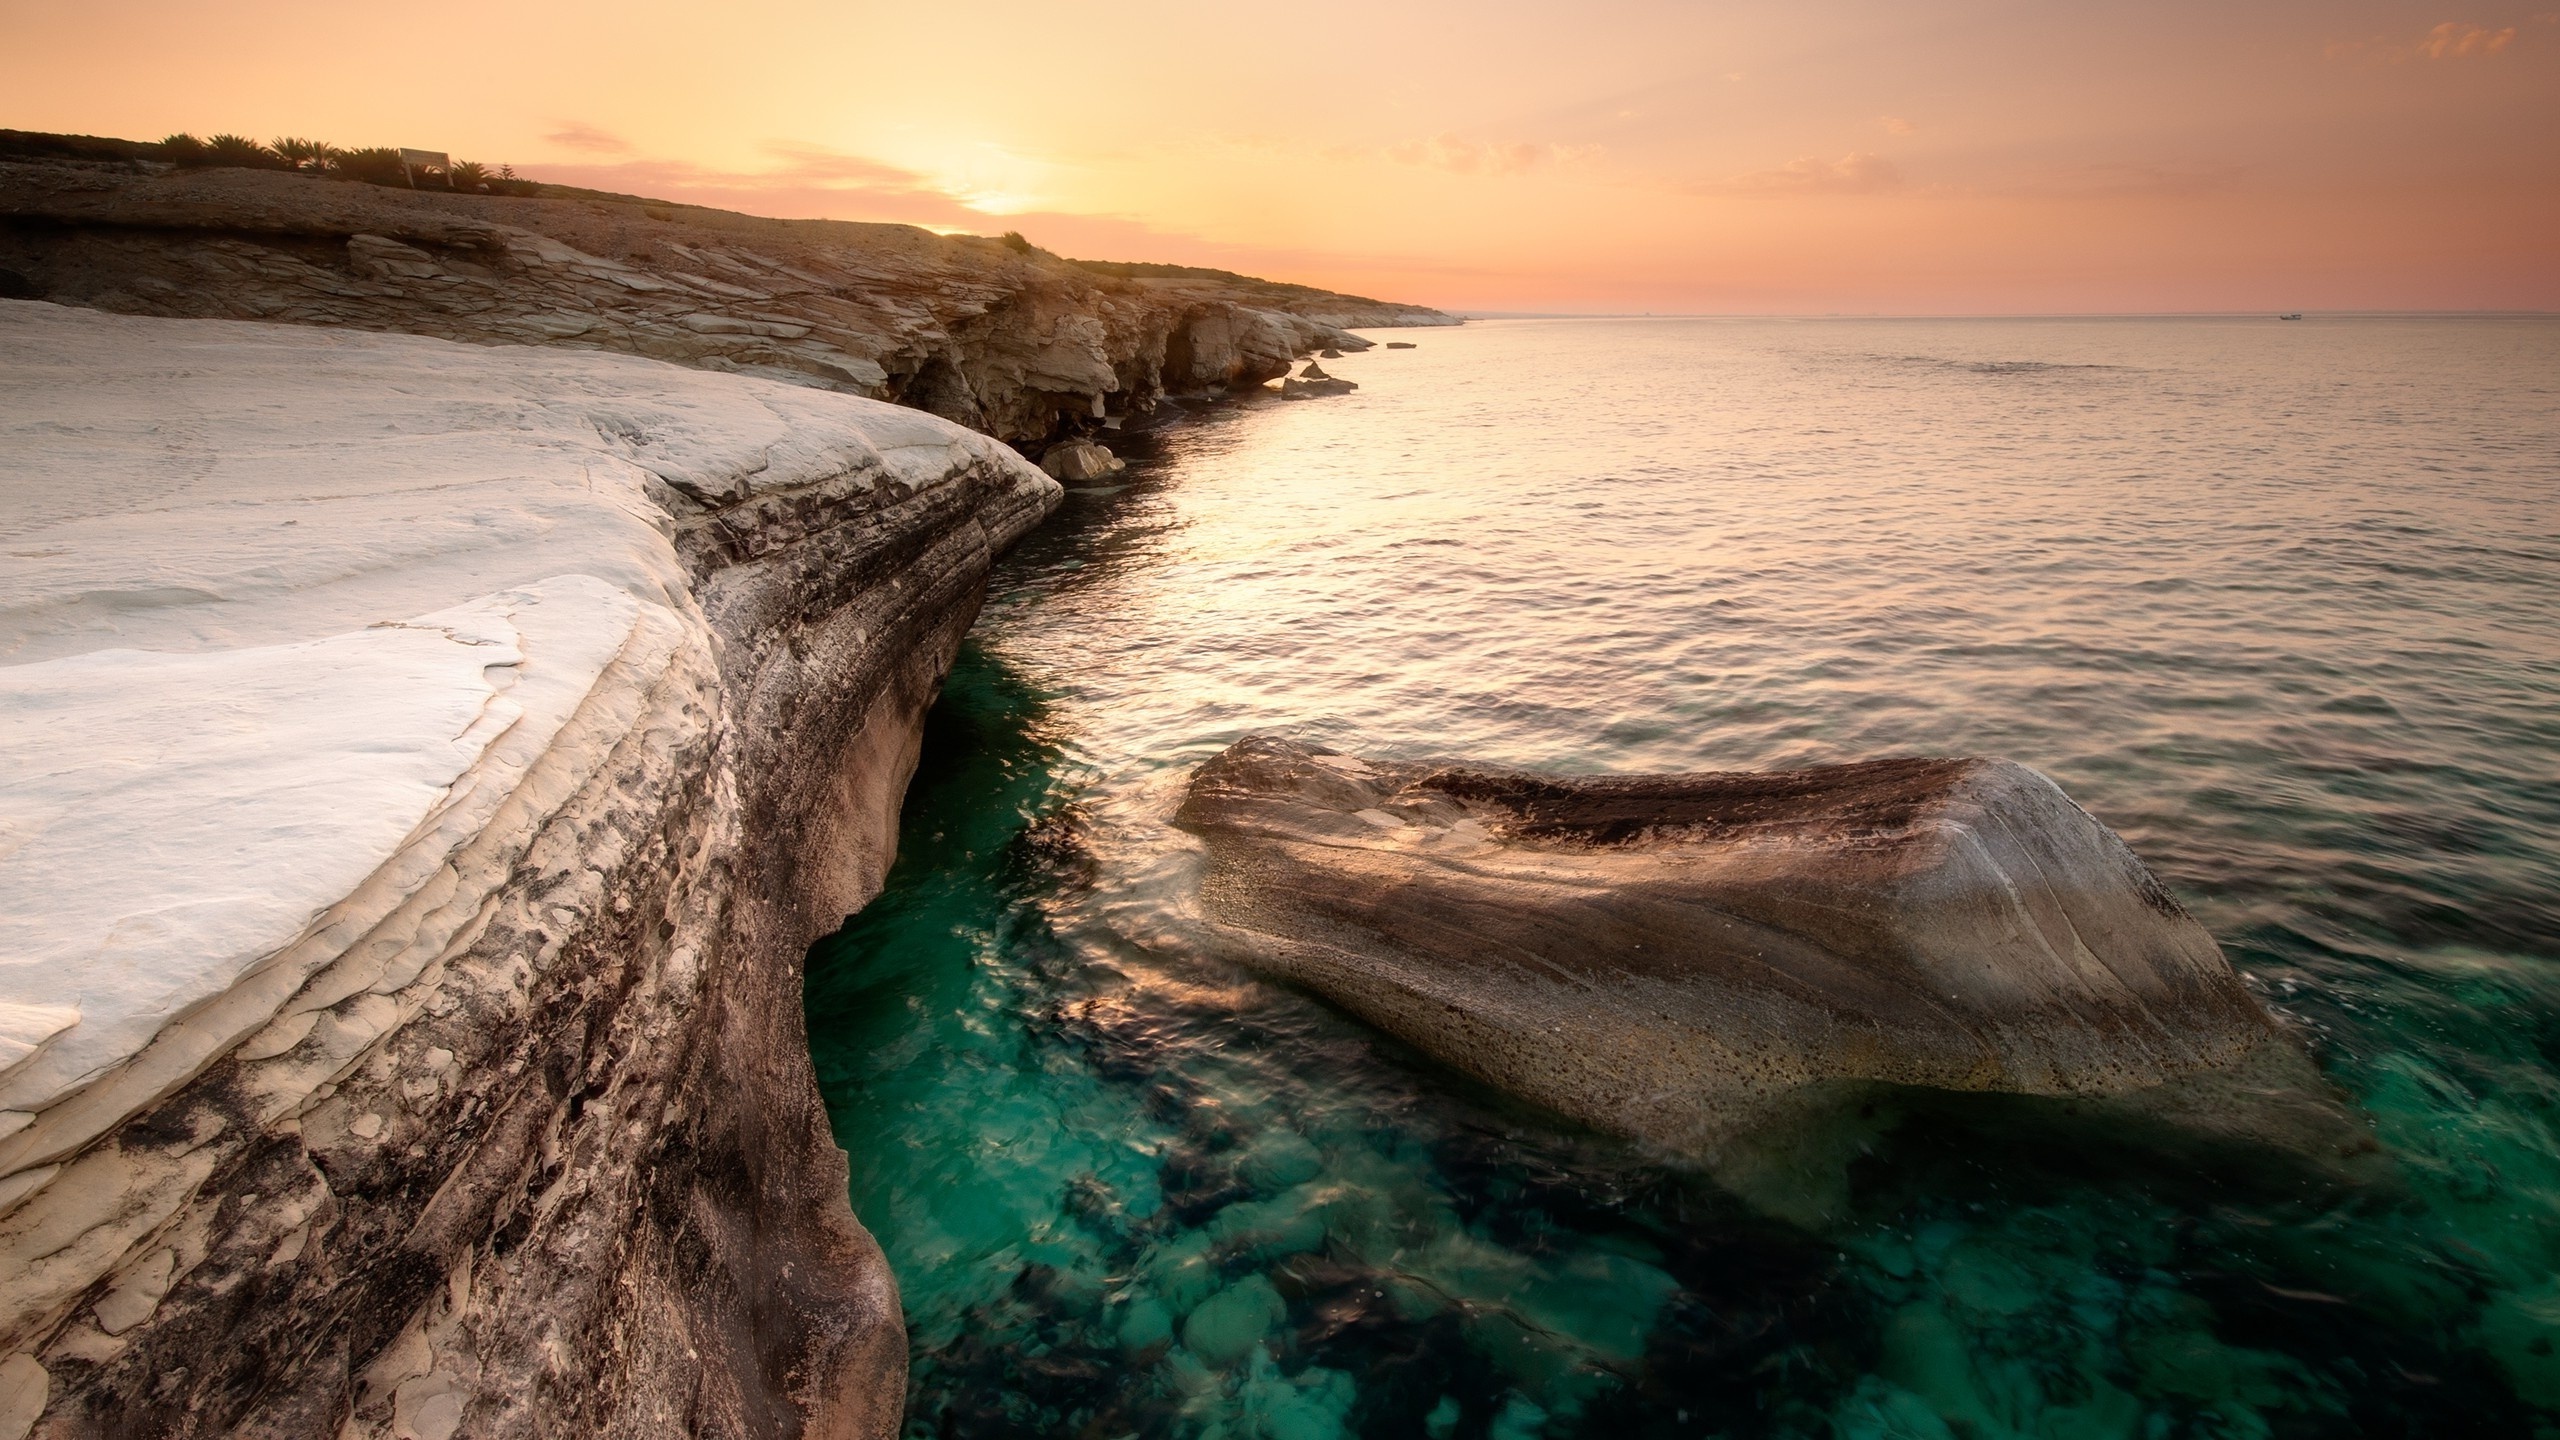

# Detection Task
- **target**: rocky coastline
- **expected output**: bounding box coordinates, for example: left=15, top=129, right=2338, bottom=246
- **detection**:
left=0, top=131, right=2415, bottom=1440
left=0, top=300, right=1060, bottom=1438
left=0, top=142, right=1456, bottom=1437
left=0, top=135, right=1454, bottom=456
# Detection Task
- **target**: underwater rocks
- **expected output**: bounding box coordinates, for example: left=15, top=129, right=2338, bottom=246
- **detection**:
left=1175, top=737, right=2372, bottom=1214
left=0, top=301, right=1059, bottom=1437
left=0, top=149, right=1454, bottom=449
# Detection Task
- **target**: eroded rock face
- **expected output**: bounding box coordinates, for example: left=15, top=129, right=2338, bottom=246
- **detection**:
left=1175, top=737, right=2366, bottom=1210
left=0, top=154, right=1456, bottom=448
left=0, top=302, right=1061, bottom=1438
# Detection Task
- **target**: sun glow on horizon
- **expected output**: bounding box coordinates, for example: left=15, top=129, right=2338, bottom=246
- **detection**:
left=4, top=0, right=2554, bottom=312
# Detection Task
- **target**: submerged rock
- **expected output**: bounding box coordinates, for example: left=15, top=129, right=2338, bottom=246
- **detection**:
left=1040, top=438, right=1129, bottom=482
left=1385, top=341, right=1418, bottom=349
left=1175, top=737, right=2371, bottom=1215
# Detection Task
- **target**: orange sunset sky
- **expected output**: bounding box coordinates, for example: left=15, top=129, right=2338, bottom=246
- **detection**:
left=7, top=0, right=2556, bottom=313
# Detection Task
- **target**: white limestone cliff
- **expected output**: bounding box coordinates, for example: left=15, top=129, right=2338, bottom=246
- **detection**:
left=0, top=299, right=1059, bottom=1437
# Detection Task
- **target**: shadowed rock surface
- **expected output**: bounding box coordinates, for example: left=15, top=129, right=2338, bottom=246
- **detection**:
left=1175, top=737, right=2369, bottom=1210
left=0, top=135, right=1454, bottom=449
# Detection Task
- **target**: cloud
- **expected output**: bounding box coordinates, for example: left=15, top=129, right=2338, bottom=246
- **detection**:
left=2327, top=20, right=2519, bottom=62
left=1879, top=116, right=1917, bottom=135
left=2418, top=21, right=2516, bottom=56
left=1383, top=133, right=1603, bottom=176
left=1695, top=152, right=1903, bottom=197
left=545, top=122, right=633, bottom=154
left=756, top=141, right=950, bottom=191
left=522, top=143, right=978, bottom=228
left=503, top=145, right=1430, bottom=293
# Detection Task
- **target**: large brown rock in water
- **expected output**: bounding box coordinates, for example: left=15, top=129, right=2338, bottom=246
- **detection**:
left=1175, top=737, right=2367, bottom=1213
left=1040, top=438, right=1128, bottom=482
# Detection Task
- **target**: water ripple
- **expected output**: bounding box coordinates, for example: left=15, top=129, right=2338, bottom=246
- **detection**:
left=811, top=316, right=2560, bottom=1438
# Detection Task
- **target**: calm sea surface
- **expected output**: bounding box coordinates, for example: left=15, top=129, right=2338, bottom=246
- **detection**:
left=806, top=316, right=2560, bottom=1439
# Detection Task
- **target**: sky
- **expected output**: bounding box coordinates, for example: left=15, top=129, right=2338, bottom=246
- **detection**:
left=5, top=0, right=2556, bottom=313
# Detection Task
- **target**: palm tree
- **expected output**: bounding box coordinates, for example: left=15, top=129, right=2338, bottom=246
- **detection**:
left=270, top=137, right=333, bottom=173
left=448, top=161, right=490, bottom=192
left=334, top=147, right=411, bottom=187
left=205, top=134, right=283, bottom=169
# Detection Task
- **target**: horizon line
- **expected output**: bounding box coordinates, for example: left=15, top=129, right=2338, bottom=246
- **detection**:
left=1440, top=309, right=2560, bottom=321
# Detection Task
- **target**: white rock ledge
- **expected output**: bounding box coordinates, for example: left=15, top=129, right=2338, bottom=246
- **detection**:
left=0, top=300, right=1058, bottom=1437
left=1, top=578, right=641, bottom=1144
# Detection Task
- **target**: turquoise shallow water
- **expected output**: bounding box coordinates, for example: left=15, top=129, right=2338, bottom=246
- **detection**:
left=806, top=316, right=2560, bottom=1438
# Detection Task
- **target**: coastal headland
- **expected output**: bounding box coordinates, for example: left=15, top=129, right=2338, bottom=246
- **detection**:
left=0, top=130, right=1452, bottom=449
left=0, top=132, right=1448, bottom=1439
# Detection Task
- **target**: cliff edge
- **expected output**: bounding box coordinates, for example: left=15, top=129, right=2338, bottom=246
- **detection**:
left=0, top=139, right=1457, bottom=448
left=0, top=299, right=1059, bottom=1437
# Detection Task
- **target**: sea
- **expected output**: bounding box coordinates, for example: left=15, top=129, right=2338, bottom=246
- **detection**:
left=805, top=315, right=2560, bottom=1439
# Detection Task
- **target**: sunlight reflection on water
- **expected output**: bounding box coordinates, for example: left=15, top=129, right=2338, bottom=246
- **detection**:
left=809, top=316, right=2560, bottom=1439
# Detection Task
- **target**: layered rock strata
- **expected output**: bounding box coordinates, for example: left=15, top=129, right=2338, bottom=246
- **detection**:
left=1175, top=737, right=2368, bottom=1210
left=0, top=148, right=1455, bottom=447
left=0, top=300, right=1059, bottom=1437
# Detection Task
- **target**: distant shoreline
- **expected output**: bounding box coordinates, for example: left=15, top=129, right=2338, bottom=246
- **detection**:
left=1455, top=309, right=2559, bottom=321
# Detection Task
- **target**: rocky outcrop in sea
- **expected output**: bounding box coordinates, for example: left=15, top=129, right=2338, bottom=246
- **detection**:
left=1279, top=360, right=1358, bottom=399
left=0, top=299, right=1060, bottom=1438
left=1175, top=737, right=2377, bottom=1217
left=0, top=141, right=1454, bottom=449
